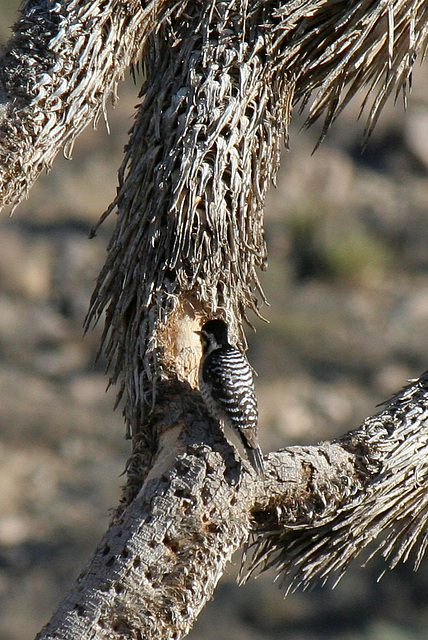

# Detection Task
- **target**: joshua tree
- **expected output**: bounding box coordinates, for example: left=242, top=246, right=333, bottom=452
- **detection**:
left=1, top=1, right=428, bottom=638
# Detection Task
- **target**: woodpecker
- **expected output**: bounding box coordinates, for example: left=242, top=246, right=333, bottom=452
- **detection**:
left=196, top=319, right=264, bottom=476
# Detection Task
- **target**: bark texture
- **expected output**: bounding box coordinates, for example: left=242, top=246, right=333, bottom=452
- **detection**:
left=84, top=0, right=428, bottom=436
left=0, top=0, right=182, bottom=210
left=244, top=372, right=428, bottom=590
left=36, top=374, right=428, bottom=639
left=36, top=385, right=255, bottom=639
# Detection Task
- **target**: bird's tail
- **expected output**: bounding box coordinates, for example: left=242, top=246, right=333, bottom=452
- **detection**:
left=246, top=444, right=265, bottom=477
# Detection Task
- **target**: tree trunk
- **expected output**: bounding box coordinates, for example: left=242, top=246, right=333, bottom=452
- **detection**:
left=36, top=374, right=428, bottom=638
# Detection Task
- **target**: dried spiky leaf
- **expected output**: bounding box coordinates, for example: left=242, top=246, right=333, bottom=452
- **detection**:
left=242, top=373, right=428, bottom=591
left=86, top=0, right=428, bottom=435
left=0, top=0, right=185, bottom=209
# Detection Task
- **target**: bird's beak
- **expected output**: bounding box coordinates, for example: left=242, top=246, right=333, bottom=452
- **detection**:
left=194, top=330, right=203, bottom=336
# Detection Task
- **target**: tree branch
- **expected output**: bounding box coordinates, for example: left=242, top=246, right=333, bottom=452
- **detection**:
left=244, top=372, right=428, bottom=591
left=0, top=0, right=182, bottom=210
left=36, top=373, right=428, bottom=639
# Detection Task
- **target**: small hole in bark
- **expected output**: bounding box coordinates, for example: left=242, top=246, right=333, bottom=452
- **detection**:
left=163, top=534, right=179, bottom=553
left=174, top=488, right=190, bottom=499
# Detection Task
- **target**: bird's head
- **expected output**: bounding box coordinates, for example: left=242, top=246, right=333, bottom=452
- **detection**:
left=195, top=318, right=229, bottom=352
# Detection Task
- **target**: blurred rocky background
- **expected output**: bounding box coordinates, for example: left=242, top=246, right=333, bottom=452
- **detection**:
left=2, top=2, right=428, bottom=639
